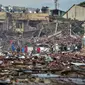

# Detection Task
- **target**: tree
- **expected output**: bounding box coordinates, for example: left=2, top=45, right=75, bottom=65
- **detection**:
left=36, top=8, right=40, bottom=13
left=41, top=6, right=49, bottom=13
left=79, top=1, right=85, bottom=7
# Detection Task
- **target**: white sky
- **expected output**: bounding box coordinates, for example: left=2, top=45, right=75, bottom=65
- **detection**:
left=0, top=0, right=85, bottom=11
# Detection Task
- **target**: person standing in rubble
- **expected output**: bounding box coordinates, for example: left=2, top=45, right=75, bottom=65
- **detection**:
left=21, top=47, right=25, bottom=53
left=25, top=45, right=28, bottom=53
left=16, top=46, right=21, bottom=57
left=75, top=44, right=78, bottom=51
left=77, top=43, right=82, bottom=51
left=37, top=47, right=40, bottom=53
left=17, top=46, right=20, bottom=53
left=11, top=43, right=16, bottom=52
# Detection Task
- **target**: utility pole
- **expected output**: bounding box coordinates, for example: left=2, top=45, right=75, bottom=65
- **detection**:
left=38, top=23, right=44, bottom=38
left=54, top=0, right=58, bottom=9
left=55, top=20, right=58, bottom=33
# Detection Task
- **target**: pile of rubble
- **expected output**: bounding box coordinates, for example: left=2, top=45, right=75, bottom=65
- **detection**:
left=0, top=52, right=84, bottom=84
left=0, top=18, right=84, bottom=85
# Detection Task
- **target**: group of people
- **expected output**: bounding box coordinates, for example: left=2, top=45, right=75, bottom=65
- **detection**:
left=11, top=42, right=41, bottom=55
left=59, top=43, right=82, bottom=52
left=11, top=43, right=28, bottom=53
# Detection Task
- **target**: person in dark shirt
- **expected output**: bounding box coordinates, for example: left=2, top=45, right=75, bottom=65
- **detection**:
left=17, top=46, right=20, bottom=53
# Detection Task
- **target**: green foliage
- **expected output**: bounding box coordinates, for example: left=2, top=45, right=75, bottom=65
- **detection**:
left=41, top=6, right=49, bottom=13
left=79, top=1, right=85, bottom=6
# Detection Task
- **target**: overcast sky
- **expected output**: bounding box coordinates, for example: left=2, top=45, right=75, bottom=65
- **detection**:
left=0, top=0, right=85, bottom=11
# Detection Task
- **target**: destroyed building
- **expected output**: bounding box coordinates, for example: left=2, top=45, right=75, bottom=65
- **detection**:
left=0, top=12, right=49, bottom=33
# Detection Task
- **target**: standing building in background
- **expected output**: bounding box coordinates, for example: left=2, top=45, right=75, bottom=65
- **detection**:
left=50, top=9, right=65, bottom=16
left=63, top=4, right=85, bottom=21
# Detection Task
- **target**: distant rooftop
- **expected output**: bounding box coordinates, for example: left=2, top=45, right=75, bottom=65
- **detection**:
left=0, top=5, right=50, bottom=14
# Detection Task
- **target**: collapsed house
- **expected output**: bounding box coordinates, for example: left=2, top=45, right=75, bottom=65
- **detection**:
left=0, top=12, right=49, bottom=33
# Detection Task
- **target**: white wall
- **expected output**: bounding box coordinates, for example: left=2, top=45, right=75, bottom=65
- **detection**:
left=63, top=5, right=85, bottom=21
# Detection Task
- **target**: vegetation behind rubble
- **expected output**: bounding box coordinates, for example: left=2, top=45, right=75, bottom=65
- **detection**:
left=79, top=1, right=85, bottom=7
